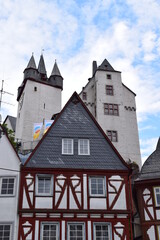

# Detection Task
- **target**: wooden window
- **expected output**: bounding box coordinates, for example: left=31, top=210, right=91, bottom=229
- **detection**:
left=154, top=187, right=160, bottom=206
left=106, top=74, right=111, bottom=80
left=106, top=85, right=113, bottom=95
left=94, top=223, right=111, bottom=240
left=0, top=224, right=12, bottom=240
left=62, top=139, right=74, bottom=155
left=78, top=139, right=90, bottom=155
left=82, top=92, right=87, bottom=100
left=37, top=175, right=52, bottom=196
left=107, top=130, right=118, bottom=142
left=41, top=223, right=59, bottom=240
left=90, top=176, right=105, bottom=196
left=0, top=177, right=15, bottom=196
left=68, top=223, right=84, bottom=240
left=104, top=103, right=119, bottom=116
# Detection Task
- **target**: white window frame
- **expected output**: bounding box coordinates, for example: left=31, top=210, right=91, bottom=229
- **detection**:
left=62, top=139, right=74, bottom=155
left=0, top=223, right=12, bottom=240
left=36, top=174, right=53, bottom=196
left=0, top=176, right=16, bottom=197
left=67, top=222, right=85, bottom=240
left=154, top=187, right=160, bottom=206
left=89, top=176, right=106, bottom=197
left=78, top=139, right=90, bottom=155
left=41, top=222, right=59, bottom=240
left=93, top=222, right=112, bottom=240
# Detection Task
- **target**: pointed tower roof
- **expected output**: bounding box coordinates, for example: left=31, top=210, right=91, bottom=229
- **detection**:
left=38, top=54, right=47, bottom=74
left=51, top=61, right=62, bottom=77
left=98, top=59, right=116, bottom=72
left=139, top=137, right=160, bottom=180
left=26, top=55, right=37, bottom=69
left=24, top=92, right=129, bottom=171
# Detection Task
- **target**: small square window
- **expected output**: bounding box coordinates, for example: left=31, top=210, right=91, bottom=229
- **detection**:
left=36, top=175, right=52, bottom=196
left=106, top=74, right=111, bottom=80
left=78, top=139, right=90, bottom=155
left=106, top=85, right=113, bottom=95
left=68, top=223, right=85, bottom=240
left=0, top=224, right=12, bottom=240
left=41, top=223, right=59, bottom=240
left=107, top=130, right=118, bottom=142
left=62, top=139, right=74, bottom=155
left=154, top=187, right=160, bottom=206
left=94, top=223, right=111, bottom=240
left=0, top=177, right=15, bottom=196
left=90, top=176, right=105, bottom=196
left=82, top=92, right=87, bottom=100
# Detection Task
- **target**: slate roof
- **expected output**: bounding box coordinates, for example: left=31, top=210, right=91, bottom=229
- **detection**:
left=25, top=92, right=129, bottom=171
left=98, top=59, right=116, bottom=72
left=38, top=54, right=47, bottom=74
left=51, top=61, right=62, bottom=77
left=138, top=138, right=160, bottom=180
left=26, top=55, right=37, bottom=69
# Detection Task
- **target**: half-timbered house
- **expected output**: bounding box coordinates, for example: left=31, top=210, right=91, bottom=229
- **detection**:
left=18, top=92, right=133, bottom=240
left=135, top=138, right=160, bottom=240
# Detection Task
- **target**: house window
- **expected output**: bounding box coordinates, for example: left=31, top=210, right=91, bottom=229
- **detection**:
left=104, top=103, right=119, bottom=116
left=154, top=187, right=160, bottom=206
left=78, top=139, right=90, bottom=155
left=68, top=223, right=84, bottom=240
left=37, top=175, right=52, bottom=195
left=94, top=223, right=111, bottom=240
left=0, top=177, right=15, bottom=196
left=106, top=74, right=111, bottom=80
left=82, top=92, right=87, bottom=100
left=62, top=139, right=73, bottom=155
left=90, top=177, right=105, bottom=196
left=107, top=130, right=118, bottom=142
left=41, top=223, right=59, bottom=240
left=0, top=224, right=12, bottom=240
left=106, top=85, right=113, bottom=95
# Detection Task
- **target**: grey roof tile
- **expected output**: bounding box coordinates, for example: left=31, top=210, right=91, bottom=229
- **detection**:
left=98, top=59, right=115, bottom=72
left=25, top=93, right=128, bottom=171
left=138, top=138, right=160, bottom=180
left=26, top=55, right=37, bottom=69
left=38, top=54, right=47, bottom=74
left=51, top=61, right=62, bottom=76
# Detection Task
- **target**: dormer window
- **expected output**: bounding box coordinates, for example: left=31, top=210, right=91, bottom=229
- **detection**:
left=62, top=139, right=74, bottom=155
left=78, top=139, right=90, bottom=155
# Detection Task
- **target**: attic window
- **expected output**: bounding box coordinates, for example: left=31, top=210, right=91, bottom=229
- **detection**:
left=78, top=139, right=90, bottom=155
left=106, top=74, right=111, bottom=80
left=62, top=139, right=74, bottom=155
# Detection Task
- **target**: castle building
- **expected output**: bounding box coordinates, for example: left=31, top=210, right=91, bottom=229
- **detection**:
left=15, top=54, right=63, bottom=151
left=79, top=59, right=141, bottom=167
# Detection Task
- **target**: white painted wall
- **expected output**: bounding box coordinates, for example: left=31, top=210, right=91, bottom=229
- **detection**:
left=0, top=129, right=20, bottom=240
left=15, top=80, right=62, bottom=150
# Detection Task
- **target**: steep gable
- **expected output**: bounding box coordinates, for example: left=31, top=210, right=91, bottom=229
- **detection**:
left=25, top=92, right=129, bottom=171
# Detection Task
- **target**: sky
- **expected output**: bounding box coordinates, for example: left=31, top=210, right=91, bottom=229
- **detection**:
left=0, top=0, right=160, bottom=164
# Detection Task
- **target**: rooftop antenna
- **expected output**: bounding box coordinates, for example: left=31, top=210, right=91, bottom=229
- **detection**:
left=0, top=79, right=14, bottom=112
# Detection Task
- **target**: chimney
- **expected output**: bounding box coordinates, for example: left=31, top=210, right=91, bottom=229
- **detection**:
left=92, top=61, right=97, bottom=76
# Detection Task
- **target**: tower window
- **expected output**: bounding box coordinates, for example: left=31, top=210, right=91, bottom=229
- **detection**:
left=82, top=92, right=87, bottom=100
left=104, top=103, right=119, bottom=116
left=106, top=74, right=111, bottom=80
left=106, top=85, right=113, bottom=95
left=34, top=86, right=37, bottom=91
left=107, top=130, right=118, bottom=142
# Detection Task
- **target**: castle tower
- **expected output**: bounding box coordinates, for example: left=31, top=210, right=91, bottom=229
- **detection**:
left=15, top=54, right=63, bottom=151
left=80, top=59, right=141, bottom=167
